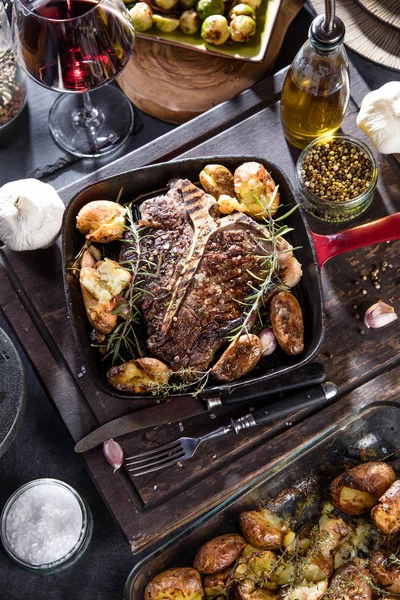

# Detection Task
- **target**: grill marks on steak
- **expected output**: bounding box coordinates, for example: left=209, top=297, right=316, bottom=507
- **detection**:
left=122, top=178, right=301, bottom=373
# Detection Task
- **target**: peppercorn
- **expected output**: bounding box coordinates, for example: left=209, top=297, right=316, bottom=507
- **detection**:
left=300, top=139, right=373, bottom=203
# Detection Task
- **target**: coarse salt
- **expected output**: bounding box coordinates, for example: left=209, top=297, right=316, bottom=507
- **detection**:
left=5, top=483, right=83, bottom=566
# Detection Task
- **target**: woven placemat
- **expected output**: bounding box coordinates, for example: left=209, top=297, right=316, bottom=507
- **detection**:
left=310, top=0, right=400, bottom=71
left=353, top=0, right=400, bottom=31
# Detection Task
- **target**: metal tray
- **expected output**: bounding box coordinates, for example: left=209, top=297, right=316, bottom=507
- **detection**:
left=62, top=156, right=324, bottom=401
left=124, top=401, right=400, bottom=598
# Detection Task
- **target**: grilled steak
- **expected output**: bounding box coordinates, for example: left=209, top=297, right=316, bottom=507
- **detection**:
left=122, top=179, right=302, bottom=373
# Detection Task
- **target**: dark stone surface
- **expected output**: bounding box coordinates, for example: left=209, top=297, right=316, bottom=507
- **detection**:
left=0, top=328, right=26, bottom=458
left=0, top=313, right=134, bottom=600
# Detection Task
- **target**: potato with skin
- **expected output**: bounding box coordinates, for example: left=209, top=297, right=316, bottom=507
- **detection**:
left=107, top=358, right=170, bottom=393
left=199, top=165, right=235, bottom=200
left=211, top=335, right=262, bottom=383
left=80, top=285, right=117, bottom=335
left=234, top=162, right=280, bottom=219
left=193, top=534, right=246, bottom=575
left=270, top=292, right=304, bottom=356
left=371, top=480, right=400, bottom=534
left=326, top=563, right=372, bottom=600
left=144, top=567, right=204, bottom=600
left=76, top=200, right=126, bottom=243
left=280, top=580, right=328, bottom=600
left=330, top=462, right=396, bottom=516
left=239, top=508, right=288, bottom=550
left=203, top=568, right=230, bottom=598
left=369, top=551, right=400, bottom=593
left=234, top=581, right=278, bottom=600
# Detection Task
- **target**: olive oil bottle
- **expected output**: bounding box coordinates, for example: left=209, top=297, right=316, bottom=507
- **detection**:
left=281, top=9, right=350, bottom=149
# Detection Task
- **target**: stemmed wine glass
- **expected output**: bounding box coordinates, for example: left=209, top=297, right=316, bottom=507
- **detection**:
left=12, top=0, right=135, bottom=157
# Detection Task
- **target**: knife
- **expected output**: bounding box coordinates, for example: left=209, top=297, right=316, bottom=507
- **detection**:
left=75, top=363, right=326, bottom=453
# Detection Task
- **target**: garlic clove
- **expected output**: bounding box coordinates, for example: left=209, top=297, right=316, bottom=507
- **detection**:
left=357, top=82, right=400, bottom=154
left=364, top=300, right=398, bottom=329
left=103, top=439, right=124, bottom=472
left=0, top=178, right=65, bottom=251
left=258, top=327, right=278, bottom=356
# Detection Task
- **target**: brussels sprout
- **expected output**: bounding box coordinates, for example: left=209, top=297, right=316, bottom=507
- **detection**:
left=230, top=14, right=256, bottom=42
left=201, top=14, right=230, bottom=44
left=180, top=0, right=197, bottom=9
left=129, top=2, right=153, bottom=32
left=154, top=0, right=179, bottom=10
left=229, top=2, right=255, bottom=19
left=196, top=0, right=224, bottom=20
left=180, top=9, right=201, bottom=34
left=153, top=13, right=180, bottom=31
left=238, top=0, right=262, bottom=9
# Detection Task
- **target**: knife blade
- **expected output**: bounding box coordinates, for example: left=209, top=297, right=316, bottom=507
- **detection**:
left=75, top=363, right=326, bottom=453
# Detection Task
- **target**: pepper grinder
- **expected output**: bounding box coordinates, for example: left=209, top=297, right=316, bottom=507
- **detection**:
left=280, top=0, right=350, bottom=149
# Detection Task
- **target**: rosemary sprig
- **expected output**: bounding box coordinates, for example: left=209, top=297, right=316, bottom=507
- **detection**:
left=227, top=191, right=299, bottom=342
left=102, top=204, right=156, bottom=365
left=150, top=368, right=211, bottom=398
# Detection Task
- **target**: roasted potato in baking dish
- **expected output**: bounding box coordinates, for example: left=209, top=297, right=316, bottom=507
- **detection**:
left=326, top=562, right=372, bottom=600
left=144, top=567, right=204, bottom=600
left=329, top=462, right=396, bottom=515
left=233, top=162, right=280, bottom=219
left=199, top=165, right=235, bottom=200
left=371, top=480, right=400, bottom=534
left=107, top=358, right=170, bottom=393
left=369, top=551, right=400, bottom=594
left=203, top=568, right=230, bottom=598
left=270, top=292, right=304, bottom=356
left=76, top=200, right=126, bottom=243
left=239, top=508, right=288, bottom=550
left=211, top=335, right=262, bottom=383
left=193, top=534, right=246, bottom=574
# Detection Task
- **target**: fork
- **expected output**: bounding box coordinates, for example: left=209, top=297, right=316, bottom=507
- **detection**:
left=125, top=382, right=337, bottom=476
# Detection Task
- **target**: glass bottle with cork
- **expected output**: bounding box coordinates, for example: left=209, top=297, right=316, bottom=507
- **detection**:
left=280, top=0, right=350, bottom=149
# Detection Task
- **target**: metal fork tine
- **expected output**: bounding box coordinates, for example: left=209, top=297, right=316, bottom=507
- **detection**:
left=125, top=440, right=181, bottom=462
left=125, top=444, right=184, bottom=467
left=128, top=453, right=187, bottom=477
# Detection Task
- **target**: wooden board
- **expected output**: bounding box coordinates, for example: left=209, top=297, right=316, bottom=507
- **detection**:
left=117, top=0, right=303, bottom=123
left=1, top=64, right=400, bottom=554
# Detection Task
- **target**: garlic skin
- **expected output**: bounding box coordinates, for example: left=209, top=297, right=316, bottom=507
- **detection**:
left=0, top=178, right=65, bottom=251
left=357, top=82, right=400, bottom=154
left=103, top=439, right=124, bottom=472
left=258, top=327, right=277, bottom=356
left=364, top=300, right=398, bottom=329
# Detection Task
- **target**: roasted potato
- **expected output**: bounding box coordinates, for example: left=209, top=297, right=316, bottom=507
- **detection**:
left=193, top=534, right=246, bottom=575
left=334, top=520, right=381, bottom=569
left=199, top=165, right=235, bottom=200
left=232, top=548, right=277, bottom=588
left=211, top=335, right=262, bottom=383
left=371, top=480, right=400, bottom=534
left=270, top=292, right=304, bottom=356
left=76, top=200, right=126, bottom=243
left=280, top=581, right=328, bottom=600
left=239, top=508, right=288, bottom=550
left=233, top=162, right=280, bottom=219
left=326, top=563, right=372, bottom=600
left=330, top=462, right=396, bottom=516
left=80, top=285, right=117, bottom=335
left=217, top=194, right=251, bottom=216
left=234, top=580, right=278, bottom=600
left=203, top=568, right=230, bottom=598
left=144, top=567, right=204, bottom=600
left=369, top=551, right=400, bottom=593
left=107, top=358, right=170, bottom=393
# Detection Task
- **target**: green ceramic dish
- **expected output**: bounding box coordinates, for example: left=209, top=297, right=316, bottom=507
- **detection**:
left=135, top=0, right=282, bottom=63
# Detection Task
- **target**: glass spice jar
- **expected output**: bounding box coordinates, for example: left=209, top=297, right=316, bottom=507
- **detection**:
left=0, top=1, right=26, bottom=129
left=295, top=134, right=378, bottom=223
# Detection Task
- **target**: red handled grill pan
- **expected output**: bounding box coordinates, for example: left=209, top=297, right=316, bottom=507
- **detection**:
left=62, top=156, right=400, bottom=402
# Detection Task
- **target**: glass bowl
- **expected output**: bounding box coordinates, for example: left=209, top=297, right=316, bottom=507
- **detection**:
left=295, top=134, right=378, bottom=223
left=0, top=479, right=92, bottom=573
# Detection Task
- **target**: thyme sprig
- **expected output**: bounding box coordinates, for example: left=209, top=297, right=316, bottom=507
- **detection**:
left=227, top=191, right=299, bottom=342
left=150, top=368, right=211, bottom=398
left=102, top=204, right=156, bottom=365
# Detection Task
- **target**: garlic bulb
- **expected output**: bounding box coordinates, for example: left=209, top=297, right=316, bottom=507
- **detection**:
left=258, top=327, right=277, bottom=356
left=357, top=82, right=400, bottom=154
left=0, top=178, right=65, bottom=251
left=364, top=300, right=398, bottom=329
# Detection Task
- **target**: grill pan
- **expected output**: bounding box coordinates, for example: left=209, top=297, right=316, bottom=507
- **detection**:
left=62, top=156, right=400, bottom=401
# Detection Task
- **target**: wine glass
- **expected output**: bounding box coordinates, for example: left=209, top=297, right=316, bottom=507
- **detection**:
left=12, top=0, right=135, bottom=157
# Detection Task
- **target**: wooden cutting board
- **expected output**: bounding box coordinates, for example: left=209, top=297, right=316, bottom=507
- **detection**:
left=117, top=0, right=303, bottom=124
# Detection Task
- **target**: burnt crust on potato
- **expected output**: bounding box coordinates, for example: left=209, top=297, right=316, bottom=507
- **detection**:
left=193, top=534, right=246, bottom=575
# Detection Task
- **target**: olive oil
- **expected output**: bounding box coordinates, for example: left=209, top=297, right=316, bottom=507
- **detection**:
left=280, top=13, right=350, bottom=149
left=281, top=67, right=350, bottom=149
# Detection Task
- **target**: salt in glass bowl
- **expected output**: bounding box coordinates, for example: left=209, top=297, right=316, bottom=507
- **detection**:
left=0, top=478, right=92, bottom=573
left=295, top=134, right=378, bottom=223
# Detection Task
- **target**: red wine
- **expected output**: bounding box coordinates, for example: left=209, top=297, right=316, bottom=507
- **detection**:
left=14, top=0, right=135, bottom=92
